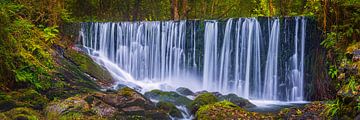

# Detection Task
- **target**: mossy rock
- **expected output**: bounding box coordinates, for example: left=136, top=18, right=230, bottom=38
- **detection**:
left=45, top=95, right=91, bottom=119
left=8, top=89, right=49, bottom=110
left=0, top=107, right=43, bottom=120
left=0, top=99, right=17, bottom=112
left=144, top=89, right=192, bottom=106
left=189, top=92, right=218, bottom=113
left=196, top=101, right=273, bottom=119
left=59, top=111, right=106, bottom=120
left=64, top=49, right=114, bottom=87
left=219, top=93, right=255, bottom=108
left=156, top=101, right=183, bottom=118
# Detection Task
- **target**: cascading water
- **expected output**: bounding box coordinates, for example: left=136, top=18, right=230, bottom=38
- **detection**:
left=79, top=17, right=307, bottom=102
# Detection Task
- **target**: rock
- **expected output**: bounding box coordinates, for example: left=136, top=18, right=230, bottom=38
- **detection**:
left=0, top=100, right=16, bottom=112
left=194, top=90, right=209, bottom=96
left=353, top=49, right=360, bottom=55
left=196, top=101, right=273, bottom=119
left=277, top=101, right=326, bottom=119
left=64, top=49, right=115, bottom=87
left=0, top=107, right=43, bottom=120
left=144, top=89, right=192, bottom=106
left=156, top=101, right=183, bottom=118
left=85, top=96, right=117, bottom=117
left=15, top=89, right=48, bottom=110
left=94, top=87, right=155, bottom=110
left=189, top=92, right=218, bottom=113
left=219, top=93, right=255, bottom=108
left=45, top=95, right=91, bottom=118
left=176, top=87, right=194, bottom=96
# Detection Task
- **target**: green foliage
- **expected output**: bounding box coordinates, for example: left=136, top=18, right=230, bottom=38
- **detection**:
left=43, top=26, right=59, bottom=44
left=324, top=99, right=340, bottom=117
left=0, top=1, right=56, bottom=90
left=321, top=32, right=337, bottom=49
left=328, top=65, right=338, bottom=79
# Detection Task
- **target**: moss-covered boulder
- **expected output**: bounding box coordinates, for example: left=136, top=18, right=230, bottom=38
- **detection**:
left=12, top=89, right=49, bottom=110
left=64, top=48, right=114, bottom=87
left=156, top=101, right=183, bottom=118
left=219, top=93, right=255, bottom=108
left=0, top=107, right=43, bottom=120
left=144, top=89, right=192, bottom=106
left=196, top=101, right=273, bottom=119
left=189, top=92, right=218, bottom=113
left=45, top=94, right=115, bottom=119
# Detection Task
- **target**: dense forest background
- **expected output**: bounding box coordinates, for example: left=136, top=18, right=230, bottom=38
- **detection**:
left=0, top=0, right=359, bottom=119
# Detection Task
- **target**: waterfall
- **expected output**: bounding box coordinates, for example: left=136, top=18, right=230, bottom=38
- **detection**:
left=262, top=19, right=280, bottom=100
left=80, top=17, right=308, bottom=101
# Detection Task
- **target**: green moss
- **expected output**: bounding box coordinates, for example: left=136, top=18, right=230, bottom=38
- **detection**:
left=11, top=89, right=49, bottom=110
left=118, top=87, right=136, bottom=97
left=64, top=49, right=113, bottom=84
left=144, top=89, right=192, bottom=106
left=156, top=101, right=182, bottom=118
left=2, top=107, right=42, bottom=120
left=189, top=92, right=218, bottom=113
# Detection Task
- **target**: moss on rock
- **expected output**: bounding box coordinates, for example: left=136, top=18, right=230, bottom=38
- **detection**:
left=0, top=107, right=43, bottom=120
left=156, top=101, right=183, bottom=118
left=64, top=49, right=114, bottom=87
left=144, top=89, right=192, bottom=106
left=189, top=92, right=218, bottom=113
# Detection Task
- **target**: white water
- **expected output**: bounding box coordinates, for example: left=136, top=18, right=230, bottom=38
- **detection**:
left=79, top=17, right=307, bottom=102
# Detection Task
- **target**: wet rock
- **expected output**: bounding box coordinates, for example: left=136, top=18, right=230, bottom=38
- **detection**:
left=176, top=87, right=194, bottom=96
left=189, top=92, right=218, bottom=113
left=144, top=89, right=192, bottom=106
left=156, top=101, right=183, bottom=118
left=64, top=48, right=115, bottom=87
left=194, top=90, right=209, bottom=96
left=219, top=93, right=256, bottom=108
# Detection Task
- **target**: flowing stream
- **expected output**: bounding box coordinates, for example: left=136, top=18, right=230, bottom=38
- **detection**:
left=79, top=17, right=307, bottom=102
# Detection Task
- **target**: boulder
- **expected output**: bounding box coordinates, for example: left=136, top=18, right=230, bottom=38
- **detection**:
left=176, top=87, right=194, bottom=96
left=0, top=107, right=43, bottom=120
left=156, top=101, right=183, bottom=118
left=94, top=87, right=155, bottom=110
left=144, top=89, right=192, bottom=106
left=219, top=93, right=255, bottom=108
left=189, top=92, right=218, bottom=113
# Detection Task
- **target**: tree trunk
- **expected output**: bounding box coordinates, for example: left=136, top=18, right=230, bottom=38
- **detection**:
left=269, top=0, right=274, bottom=16
left=171, top=0, right=179, bottom=20
left=323, top=0, right=328, bottom=32
left=182, top=0, right=189, bottom=19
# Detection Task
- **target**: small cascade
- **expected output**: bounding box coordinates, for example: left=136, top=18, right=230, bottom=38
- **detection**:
left=262, top=19, right=280, bottom=100
left=80, top=17, right=308, bottom=101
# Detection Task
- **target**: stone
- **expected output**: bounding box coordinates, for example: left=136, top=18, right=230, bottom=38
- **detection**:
left=176, top=87, right=194, bottom=96
left=219, top=93, right=256, bottom=108
left=189, top=92, right=218, bottom=113
left=144, top=89, right=192, bottom=106
left=156, top=101, right=183, bottom=118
